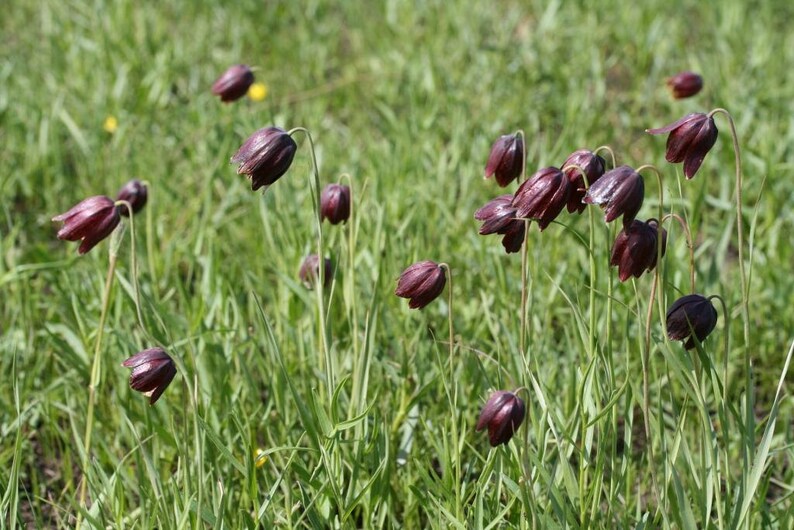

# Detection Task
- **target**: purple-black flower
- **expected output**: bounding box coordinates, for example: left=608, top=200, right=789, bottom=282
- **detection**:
left=122, top=347, right=177, bottom=405
left=666, top=294, right=718, bottom=350
left=610, top=219, right=667, bottom=282
left=666, top=71, right=703, bottom=99
left=646, top=113, right=718, bottom=179
left=583, top=165, right=644, bottom=228
left=476, top=390, right=526, bottom=447
left=474, top=194, right=525, bottom=253
left=299, top=254, right=333, bottom=289
left=320, top=184, right=351, bottom=225
left=395, top=261, right=446, bottom=309
left=484, top=133, right=524, bottom=187
left=562, top=149, right=606, bottom=214
left=231, top=126, right=298, bottom=191
left=511, top=167, right=570, bottom=230
left=52, top=196, right=121, bottom=255
left=115, top=179, right=148, bottom=217
left=212, top=64, right=255, bottom=103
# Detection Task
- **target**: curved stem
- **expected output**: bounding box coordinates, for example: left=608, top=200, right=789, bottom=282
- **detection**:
left=594, top=145, right=617, bottom=169
left=77, top=232, right=121, bottom=526
left=519, top=220, right=530, bottom=361
left=288, top=127, right=332, bottom=400
left=660, top=213, right=696, bottom=292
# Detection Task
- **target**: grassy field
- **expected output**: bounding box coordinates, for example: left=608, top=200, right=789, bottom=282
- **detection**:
left=2, top=0, right=794, bottom=527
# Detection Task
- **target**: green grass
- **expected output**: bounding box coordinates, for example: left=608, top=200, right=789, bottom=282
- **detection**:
left=2, top=0, right=794, bottom=527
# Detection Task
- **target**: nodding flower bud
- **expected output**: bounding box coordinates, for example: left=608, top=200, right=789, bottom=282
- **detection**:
left=231, top=126, right=298, bottom=191
left=610, top=219, right=667, bottom=281
left=115, top=179, right=148, bottom=216
left=583, top=165, right=644, bottom=228
left=122, top=347, right=177, bottom=405
left=212, top=64, right=255, bottom=103
left=646, top=113, right=718, bottom=179
left=299, top=254, right=333, bottom=289
left=561, top=149, right=606, bottom=214
left=52, top=196, right=121, bottom=255
left=511, top=167, right=570, bottom=230
left=320, top=184, right=351, bottom=225
left=476, top=390, right=526, bottom=447
left=395, top=260, right=446, bottom=309
left=667, top=71, right=703, bottom=99
left=666, top=294, right=718, bottom=350
left=484, top=133, right=524, bottom=187
left=474, top=194, right=525, bottom=253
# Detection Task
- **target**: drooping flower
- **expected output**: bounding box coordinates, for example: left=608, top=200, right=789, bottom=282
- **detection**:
left=212, top=64, right=255, bottom=103
left=320, top=184, right=351, bottom=225
left=666, top=294, right=718, bottom=350
left=667, top=71, right=703, bottom=99
left=476, top=390, right=526, bottom=447
left=115, top=179, right=148, bottom=216
left=395, top=260, right=446, bottom=309
left=610, top=219, right=667, bottom=281
left=474, top=194, right=525, bottom=253
left=52, top=196, right=121, bottom=255
left=583, top=165, right=644, bottom=227
left=646, top=113, right=718, bottom=179
left=511, top=167, right=570, bottom=230
left=299, top=254, right=333, bottom=289
left=484, top=133, right=524, bottom=187
left=561, top=149, right=606, bottom=214
left=231, top=126, right=298, bottom=191
left=122, top=347, right=177, bottom=405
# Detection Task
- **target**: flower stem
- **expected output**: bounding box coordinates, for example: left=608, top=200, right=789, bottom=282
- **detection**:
left=594, top=145, right=617, bottom=169
left=77, top=233, right=120, bottom=526
left=661, top=213, right=696, bottom=292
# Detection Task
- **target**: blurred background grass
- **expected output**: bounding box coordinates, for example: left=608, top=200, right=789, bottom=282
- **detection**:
left=2, top=0, right=793, bottom=527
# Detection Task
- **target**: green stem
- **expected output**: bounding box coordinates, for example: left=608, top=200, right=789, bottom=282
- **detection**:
left=594, top=145, right=617, bottom=169
left=116, top=200, right=146, bottom=334
left=660, top=213, right=696, bottom=292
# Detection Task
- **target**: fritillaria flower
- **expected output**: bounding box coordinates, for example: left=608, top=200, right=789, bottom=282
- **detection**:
left=395, top=260, right=446, bottom=309
left=122, top=347, right=177, bottom=405
left=299, top=254, right=333, bottom=289
left=646, top=113, right=718, bottom=179
left=320, top=183, right=351, bottom=225
left=484, top=133, right=524, bottom=187
left=231, top=126, right=298, bottom=191
left=511, top=167, right=570, bottom=230
left=610, top=219, right=667, bottom=281
left=476, top=390, right=526, bottom=447
left=474, top=194, right=525, bottom=253
left=667, top=71, right=703, bottom=99
left=666, top=294, right=718, bottom=350
left=212, top=64, right=255, bottom=103
left=52, top=196, right=121, bottom=255
left=115, top=179, right=148, bottom=216
left=562, top=149, right=607, bottom=214
left=583, top=165, right=644, bottom=227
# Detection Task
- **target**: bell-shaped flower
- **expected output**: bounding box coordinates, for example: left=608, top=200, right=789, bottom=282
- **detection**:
left=584, top=165, right=644, bottom=227
left=231, top=126, right=298, bottom=191
left=476, top=390, right=526, bottom=447
left=395, top=260, right=446, bottom=309
left=647, top=113, right=718, bottom=179
left=484, top=133, right=524, bottom=187
left=610, top=219, right=667, bottom=281
left=52, top=196, right=121, bottom=254
left=320, top=184, right=351, bottom=225
left=474, top=194, right=525, bottom=253
left=666, top=294, right=718, bottom=350
left=212, top=64, right=255, bottom=103
left=511, top=167, right=570, bottom=230
left=115, top=179, right=148, bottom=217
left=561, top=149, right=606, bottom=214
left=299, top=254, right=333, bottom=289
left=122, top=347, right=177, bottom=405
left=666, top=71, right=703, bottom=99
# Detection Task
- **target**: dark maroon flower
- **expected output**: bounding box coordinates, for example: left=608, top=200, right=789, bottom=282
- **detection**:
left=511, top=167, right=570, bottom=230
left=476, top=390, right=526, bottom=447
left=610, top=219, right=667, bottom=282
left=52, top=196, right=121, bottom=255
left=474, top=195, right=525, bottom=253
left=212, top=64, right=255, bottom=103
left=231, top=126, right=298, bottom=191
left=395, top=260, right=446, bottom=309
left=320, top=184, right=351, bottom=225
left=561, top=149, right=606, bottom=214
left=647, top=113, right=718, bottom=179
left=115, top=179, right=148, bottom=217
left=299, top=254, right=333, bottom=289
left=666, top=294, right=718, bottom=350
left=583, top=165, right=644, bottom=227
left=667, top=71, right=703, bottom=99
left=484, top=133, right=524, bottom=187
left=122, top=347, right=177, bottom=405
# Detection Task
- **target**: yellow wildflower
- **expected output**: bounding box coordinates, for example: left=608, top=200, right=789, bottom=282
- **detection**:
left=248, top=82, right=268, bottom=102
left=254, top=448, right=268, bottom=468
left=103, top=115, right=118, bottom=134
